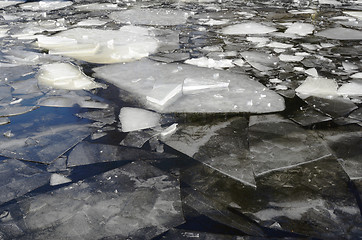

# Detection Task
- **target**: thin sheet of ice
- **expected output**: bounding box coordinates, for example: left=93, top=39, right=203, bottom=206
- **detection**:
left=279, top=54, right=304, bottom=62
left=0, top=107, right=92, bottom=163
left=248, top=115, right=332, bottom=176
left=110, top=8, right=189, bottom=26
left=0, top=159, right=50, bottom=205
left=20, top=1, right=72, bottom=11
left=315, top=27, right=362, bottom=40
left=221, top=22, right=277, bottom=35
left=304, top=96, right=358, bottom=118
left=295, top=76, right=339, bottom=99
left=35, top=26, right=175, bottom=64
left=241, top=51, right=278, bottom=72
left=76, top=19, right=107, bottom=27
left=93, top=59, right=285, bottom=114
left=37, top=63, right=105, bottom=90
left=164, top=117, right=256, bottom=187
left=344, top=11, right=362, bottom=20
left=0, top=161, right=183, bottom=239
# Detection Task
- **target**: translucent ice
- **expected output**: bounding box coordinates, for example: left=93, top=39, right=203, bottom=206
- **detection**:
left=119, top=107, right=161, bottom=132
left=222, top=22, right=277, bottom=35
left=110, top=8, right=189, bottom=26
left=35, top=26, right=170, bottom=64
left=93, top=59, right=285, bottom=114
left=295, top=77, right=338, bottom=99
left=37, top=63, right=104, bottom=90
left=50, top=173, right=71, bottom=186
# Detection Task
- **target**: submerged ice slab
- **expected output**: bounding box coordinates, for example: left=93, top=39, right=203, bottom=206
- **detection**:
left=119, top=107, right=161, bottom=132
left=110, top=8, right=189, bottom=26
left=164, top=117, right=256, bottom=187
left=248, top=115, right=332, bottom=176
left=37, top=63, right=104, bottom=90
left=0, top=159, right=50, bottom=205
left=0, top=161, right=183, bottom=239
left=35, top=26, right=174, bottom=64
left=93, top=59, right=285, bottom=113
left=0, top=107, right=92, bottom=163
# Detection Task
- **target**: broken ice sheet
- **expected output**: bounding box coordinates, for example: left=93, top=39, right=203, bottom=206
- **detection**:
left=284, top=22, right=314, bottom=36
left=303, top=96, right=358, bottom=118
left=338, top=80, right=362, bottom=97
left=93, top=59, right=285, bottom=114
left=0, top=161, right=183, bottom=239
left=0, top=0, right=25, bottom=8
left=289, top=107, right=332, bottom=126
left=0, top=107, right=93, bottom=163
left=0, top=158, right=50, bottom=205
left=164, top=117, right=256, bottom=187
left=221, top=22, right=277, bottom=35
left=248, top=115, right=332, bottom=176
left=184, top=57, right=234, bottom=69
left=35, top=26, right=178, bottom=64
left=109, top=8, right=189, bottom=26
left=37, top=62, right=105, bottom=91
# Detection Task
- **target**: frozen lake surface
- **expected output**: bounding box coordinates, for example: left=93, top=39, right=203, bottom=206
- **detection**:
left=0, top=0, right=361, bottom=239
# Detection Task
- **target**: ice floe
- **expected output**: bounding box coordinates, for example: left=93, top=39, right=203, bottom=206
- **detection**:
left=0, top=0, right=25, bottom=8
left=285, top=22, right=314, bottom=36
left=35, top=26, right=176, bottom=64
left=37, top=63, right=105, bottom=90
left=221, top=22, right=277, bottom=35
left=295, top=76, right=339, bottom=99
left=93, top=59, right=285, bottom=113
left=184, top=57, right=234, bottom=69
left=20, top=1, right=73, bottom=11
left=316, top=27, right=362, bottom=40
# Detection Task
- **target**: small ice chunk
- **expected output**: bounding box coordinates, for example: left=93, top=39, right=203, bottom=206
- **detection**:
left=342, top=62, right=358, bottom=72
left=37, top=63, right=104, bottom=90
left=20, top=1, right=72, bottom=11
left=305, top=68, right=318, bottom=77
left=296, top=77, right=338, bottom=99
left=275, top=84, right=288, bottom=90
left=279, top=54, right=304, bottom=62
left=338, top=80, right=362, bottom=96
left=200, top=19, right=229, bottom=26
left=267, top=42, right=293, bottom=49
left=0, top=27, right=9, bottom=38
left=182, top=77, right=229, bottom=94
left=74, top=3, right=119, bottom=11
left=50, top=174, right=71, bottom=186
left=221, top=22, right=277, bottom=35
left=160, top=123, right=178, bottom=139
left=316, top=27, right=362, bottom=40
left=285, top=23, right=314, bottom=36
left=269, top=78, right=282, bottom=83
left=351, top=72, right=362, bottom=79
left=185, top=57, right=234, bottom=69
left=119, top=107, right=161, bottom=132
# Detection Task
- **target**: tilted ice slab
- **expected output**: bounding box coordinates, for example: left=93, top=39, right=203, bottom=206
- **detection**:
left=221, top=22, right=277, bottom=35
left=110, top=8, right=189, bottom=26
left=295, top=76, right=338, bottom=99
left=93, top=59, right=285, bottom=113
left=315, top=27, right=362, bottom=40
left=35, top=26, right=177, bottom=64
left=37, top=63, right=105, bottom=90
